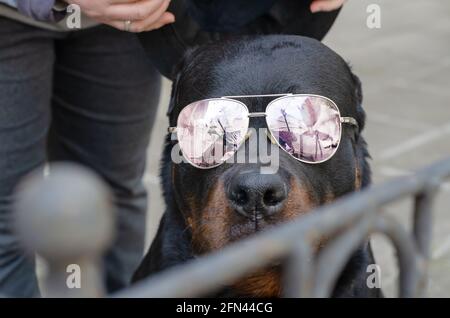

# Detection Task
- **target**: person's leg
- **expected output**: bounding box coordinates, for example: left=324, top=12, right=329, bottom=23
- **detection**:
left=48, top=25, right=161, bottom=293
left=0, top=18, right=57, bottom=297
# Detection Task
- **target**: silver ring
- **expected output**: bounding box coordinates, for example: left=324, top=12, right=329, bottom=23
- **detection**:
left=124, top=20, right=132, bottom=32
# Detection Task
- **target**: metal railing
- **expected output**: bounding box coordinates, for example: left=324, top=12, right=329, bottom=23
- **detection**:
left=14, top=157, right=450, bottom=298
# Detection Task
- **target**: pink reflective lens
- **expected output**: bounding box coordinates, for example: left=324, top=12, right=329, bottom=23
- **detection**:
left=176, top=98, right=249, bottom=168
left=266, top=95, right=342, bottom=163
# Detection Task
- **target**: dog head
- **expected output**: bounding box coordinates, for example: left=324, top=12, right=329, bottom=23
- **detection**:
left=165, top=35, right=369, bottom=259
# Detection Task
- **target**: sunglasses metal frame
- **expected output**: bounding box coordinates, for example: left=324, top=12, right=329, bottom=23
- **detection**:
left=168, top=94, right=359, bottom=168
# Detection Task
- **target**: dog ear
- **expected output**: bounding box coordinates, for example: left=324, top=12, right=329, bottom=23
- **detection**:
left=167, top=72, right=181, bottom=122
left=348, top=72, right=372, bottom=188
left=166, top=46, right=204, bottom=124
left=166, top=62, right=185, bottom=121
left=350, top=72, right=366, bottom=134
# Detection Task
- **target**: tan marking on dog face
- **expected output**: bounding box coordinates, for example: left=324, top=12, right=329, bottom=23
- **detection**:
left=231, top=267, right=282, bottom=297
left=190, top=181, right=233, bottom=253
left=276, top=178, right=332, bottom=254
left=324, top=190, right=335, bottom=203
left=187, top=176, right=335, bottom=297
left=280, top=178, right=317, bottom=221
left=355, top=164, right=362, bottom=191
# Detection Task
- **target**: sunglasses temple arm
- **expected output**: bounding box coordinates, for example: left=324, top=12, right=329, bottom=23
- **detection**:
left=168, top=127, right=178, bottom=141
left=340, top=117, right=359, bottom=129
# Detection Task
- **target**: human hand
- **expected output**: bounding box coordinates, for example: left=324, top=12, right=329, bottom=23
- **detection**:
left=64, top=0, right=175, bottom=32
left=310, top=0, right=347, bottom=13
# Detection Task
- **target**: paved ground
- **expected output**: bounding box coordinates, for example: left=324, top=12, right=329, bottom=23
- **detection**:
left=143, top=0, right=450, bottom=297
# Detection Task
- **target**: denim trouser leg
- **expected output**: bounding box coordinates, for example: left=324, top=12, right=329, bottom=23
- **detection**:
left=48, top=25, right=161, bottom=293
left=0, top=18, right=160, bottom=296
left=0, top=18, right=56, bottom=298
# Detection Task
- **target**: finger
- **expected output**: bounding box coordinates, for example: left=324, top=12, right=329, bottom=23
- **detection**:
left=105, top=0, right=166, bottom=21
left=127, top=1, right=174, bottom=32
left=310, top=0, right=346, bottom=13
left=130, top=11, right=175, bottom=32
left=137, top=11, right=175, bottom=31
left=138, top=0, right=172, bottom=24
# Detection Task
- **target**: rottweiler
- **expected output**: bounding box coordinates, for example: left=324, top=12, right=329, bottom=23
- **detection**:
left=132, top=35, right=381, bottom=298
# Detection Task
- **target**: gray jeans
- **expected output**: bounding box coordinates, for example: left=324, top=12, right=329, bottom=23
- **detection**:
left=0, top=18, right=161, bottom=297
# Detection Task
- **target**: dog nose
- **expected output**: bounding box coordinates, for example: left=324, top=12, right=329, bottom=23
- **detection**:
left=227, top=173, right=287, bottom=219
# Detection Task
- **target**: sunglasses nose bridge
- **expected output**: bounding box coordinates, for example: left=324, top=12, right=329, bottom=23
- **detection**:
left=242, top=126, right=276, bottom=145
left=245, top=112, right=275, bottom=144
left=247, top=112, right=266, bottom=118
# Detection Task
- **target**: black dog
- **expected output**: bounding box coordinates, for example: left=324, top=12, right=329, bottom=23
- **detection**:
left=133, top=35, right=381, bottom=297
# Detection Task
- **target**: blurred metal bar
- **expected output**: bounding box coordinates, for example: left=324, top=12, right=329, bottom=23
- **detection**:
left=374, top=215, right=419, bottom=298
left=413, top=183, right=439, bottom=296
left=114, top=158, right=450, bottom=298
left=312, top=213, right=375, bottom=298
left=413, top=185, right=438, bottom=258
left=14, top=156, right=450, bottom=298
left=283, top=241, right=313, bottom=298
left=116, top=236, right=291, bottom=298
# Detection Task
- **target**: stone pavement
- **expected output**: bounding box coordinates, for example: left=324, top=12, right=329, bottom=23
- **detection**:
left=144, top=0, right=450, bottom=297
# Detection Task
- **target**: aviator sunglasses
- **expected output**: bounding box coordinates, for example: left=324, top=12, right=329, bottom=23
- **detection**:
left=168, top=94, right=359, bottom=169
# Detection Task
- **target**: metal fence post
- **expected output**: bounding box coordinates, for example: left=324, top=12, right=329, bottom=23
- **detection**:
left=413, top=181, right=439, bottom=297
left=15, top=163, right=115, bottom=297
left=283, top=241, right=312, bottom=298
left=374, top=215, right=419, bottom=298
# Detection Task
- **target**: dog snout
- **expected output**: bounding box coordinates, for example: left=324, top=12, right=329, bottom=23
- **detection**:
left=227, top=172, right=288, bottom=219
